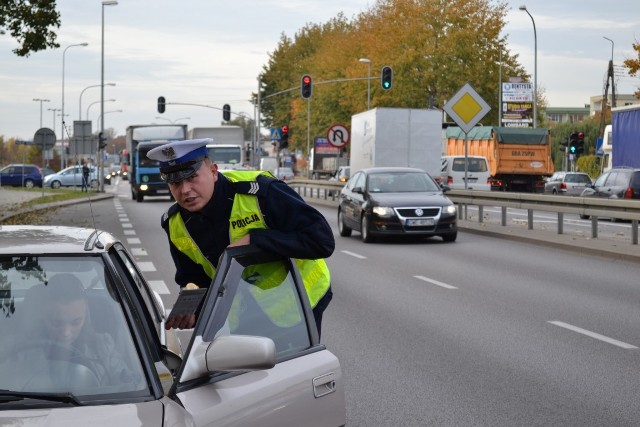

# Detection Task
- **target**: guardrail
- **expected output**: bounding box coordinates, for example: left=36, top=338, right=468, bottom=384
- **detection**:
left=290, top=180, right=640, bottom=245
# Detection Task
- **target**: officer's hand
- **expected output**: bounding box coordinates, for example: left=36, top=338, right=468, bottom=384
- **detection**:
left=227, top=234, right=250, bottom=248
left=165, top=312, right=196, bottom=330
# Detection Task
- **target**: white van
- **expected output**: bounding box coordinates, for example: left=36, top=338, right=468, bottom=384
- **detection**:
left=440, top=155, right=491, bottom=191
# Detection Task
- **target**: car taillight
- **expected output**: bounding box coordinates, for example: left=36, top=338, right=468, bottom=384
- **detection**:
left=624, top=187, right=633, bottom=199
left=447, top=176, right=453, bottom=185
left=560, top=182, right=566, bottom=189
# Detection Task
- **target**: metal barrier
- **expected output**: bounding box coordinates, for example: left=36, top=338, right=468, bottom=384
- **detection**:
left=447, top=189, right=640, bottom=244
left=290, top=180, right=640, bottom=245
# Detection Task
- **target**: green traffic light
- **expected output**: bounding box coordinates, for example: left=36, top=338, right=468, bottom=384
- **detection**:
left=570, top=146, right=576, bottom=153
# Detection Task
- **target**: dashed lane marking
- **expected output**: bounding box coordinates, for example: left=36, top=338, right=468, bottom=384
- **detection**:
left=549, top=321, right=638, bottom=349
left=341, top=250, right=367, bottom=259
left=413, top=275, right=458, bottom=290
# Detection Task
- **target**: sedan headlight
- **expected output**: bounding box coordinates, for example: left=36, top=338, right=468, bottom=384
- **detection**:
left=444, top=205, right=457, bottom=215
left=372, top=206, right=395, bottom=217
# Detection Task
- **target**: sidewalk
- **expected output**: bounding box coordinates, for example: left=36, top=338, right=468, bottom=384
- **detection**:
left=0, top=187, right=114, bottom=223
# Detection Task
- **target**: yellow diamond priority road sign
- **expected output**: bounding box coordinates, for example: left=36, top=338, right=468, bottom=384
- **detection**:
left=443, top=83, right=491, bottom=134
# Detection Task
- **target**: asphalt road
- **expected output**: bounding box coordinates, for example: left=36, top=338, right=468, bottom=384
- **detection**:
left=3, top=181, right=640, bottom=426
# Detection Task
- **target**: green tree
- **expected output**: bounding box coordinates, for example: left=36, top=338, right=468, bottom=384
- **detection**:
left=0, top=0, right=60, bottom=57
left=257, top=0, right=528, bottom=156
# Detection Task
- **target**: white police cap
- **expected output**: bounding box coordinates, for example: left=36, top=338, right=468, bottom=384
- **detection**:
left=147, top=138, right=211, bottom=183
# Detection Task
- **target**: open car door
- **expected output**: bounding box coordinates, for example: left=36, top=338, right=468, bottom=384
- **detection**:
left=172, top=246, right=346, bottom=427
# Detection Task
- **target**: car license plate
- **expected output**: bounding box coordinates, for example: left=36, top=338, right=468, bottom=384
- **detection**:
left=157, top=189, right=169, bottom=194
left=407, top=218, right=435, bottom=226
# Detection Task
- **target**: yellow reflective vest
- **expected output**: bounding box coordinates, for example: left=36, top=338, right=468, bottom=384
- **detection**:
left=168, top=170, right=331, bottom=309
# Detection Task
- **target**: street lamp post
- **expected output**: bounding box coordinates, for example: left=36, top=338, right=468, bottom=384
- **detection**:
left=87, top=99, right=115, bottom=122
left=61, top=42, right=88, bottom=169
left=100, top=0, right=118, bottom=193
left=33, top=98, right=50, bottom=128
left=359, top=58, right=372, bottom=110
left=603, top=36, right=615, bottom=108
left=97, top=109, right=123, bottom=130
left=155, top=116, right=191, bottom=124
left=48, top=108, right=61, bottom=135
left=519, top=5, right=537, bottom=128
left=80, top=82, right=115, bottom=120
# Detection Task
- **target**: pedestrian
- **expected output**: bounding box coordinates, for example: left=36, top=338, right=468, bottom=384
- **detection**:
left=81, top=161, right=90, bottom=192
left=147, top=139, right=334, bottom=338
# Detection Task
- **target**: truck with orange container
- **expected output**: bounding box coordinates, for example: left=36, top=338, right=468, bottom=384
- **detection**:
left=445, top=126, right=554, bottom=193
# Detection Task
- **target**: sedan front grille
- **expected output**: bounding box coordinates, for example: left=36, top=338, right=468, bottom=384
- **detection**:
left=395, top=207, right=441, bottom=218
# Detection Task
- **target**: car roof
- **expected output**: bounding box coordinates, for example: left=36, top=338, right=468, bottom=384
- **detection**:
left=361, top=167, right=426, bottom=173
left=0, top=225, right=119, bottom=255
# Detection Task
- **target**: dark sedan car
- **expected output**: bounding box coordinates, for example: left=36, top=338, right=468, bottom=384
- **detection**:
left=579, top=167, right=640, bottom=219
left=338, top=167, right=458, bottom=243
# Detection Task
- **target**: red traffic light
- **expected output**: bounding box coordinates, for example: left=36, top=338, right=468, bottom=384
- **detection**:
left=282, top=125, right=288, bottom=133
left=301, top=74, right=313, bottom=99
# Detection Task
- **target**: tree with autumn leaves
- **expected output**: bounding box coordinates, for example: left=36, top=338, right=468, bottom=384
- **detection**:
left=623, top=41, right=640, bottom=99
left=257, top=0, right=530, bottom=155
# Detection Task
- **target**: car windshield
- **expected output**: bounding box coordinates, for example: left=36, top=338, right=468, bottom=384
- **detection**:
left=0, top=256, right=149, bottom=400
left=367, top=172, right=439, bottom=193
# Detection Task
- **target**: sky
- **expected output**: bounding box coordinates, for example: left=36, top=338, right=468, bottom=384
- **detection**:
left=1, top=0, right=639, bottom=142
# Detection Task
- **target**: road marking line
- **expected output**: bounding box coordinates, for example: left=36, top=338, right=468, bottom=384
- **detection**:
left=127, top=237, right=141, bottom=244
left=341, top=250, right=367, bottom=259
left=124, top=230, right=136, bottom=235
left=122, top=222, right=133, bottom=228
left=147, top=280, right=170, bottom=294
left=548, top=321, right=638, bottom=349
left=136, top=261, right=156, bottom=272
left=131, top=248, right=148, bottom=256
left=414, top=275, right=458, bottom=289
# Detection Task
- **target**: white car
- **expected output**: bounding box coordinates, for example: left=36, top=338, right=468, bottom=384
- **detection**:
left=0, top=225, right=346, bottom=426
left=43, top=165, right=100, bottom=189
left=440, top=155, right=491, bottom=191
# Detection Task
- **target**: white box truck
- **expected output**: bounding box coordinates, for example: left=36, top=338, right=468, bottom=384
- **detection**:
left=188, top=126, right=245, bottom=169
left=350, top=108, right=443, bottom=177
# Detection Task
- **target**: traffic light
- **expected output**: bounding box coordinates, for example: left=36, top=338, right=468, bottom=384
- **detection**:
left=301, top=74, right=312, bottom=99
left=575, top=132, right=585, bottom=155
left=381, top=66, right=393, bottom=90
left=223, top=104, right=231, bottom=121
left=559, top=137, right=568, bottom=152
left=157, top=96, right=166, bottom=114
left=568, top=132, right=578, bottom=155
left=98, top=132, right=107, bottom=150
left=280, top=126, right=289, bottom=149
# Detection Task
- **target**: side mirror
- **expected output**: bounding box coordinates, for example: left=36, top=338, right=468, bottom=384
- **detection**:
left=352, top=186, right=363, bottom=194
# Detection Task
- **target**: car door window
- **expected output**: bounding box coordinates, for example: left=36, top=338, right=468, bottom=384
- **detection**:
left=347, top=172, right=364, bottom=191
left=614, top=171, right=631, bottom=186
left=594, top=172, right=609, bottom=187
left=203, top=258, right=311, bottom=363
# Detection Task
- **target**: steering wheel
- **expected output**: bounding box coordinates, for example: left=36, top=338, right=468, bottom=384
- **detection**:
left=15, top=339, right=103, bottom=388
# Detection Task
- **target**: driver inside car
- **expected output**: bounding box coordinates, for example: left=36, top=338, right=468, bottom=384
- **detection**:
left=26, top=274, right=132, bottom=388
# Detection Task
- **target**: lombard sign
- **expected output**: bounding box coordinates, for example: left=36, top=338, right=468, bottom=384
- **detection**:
left=501, top=82, right=534, bottom=127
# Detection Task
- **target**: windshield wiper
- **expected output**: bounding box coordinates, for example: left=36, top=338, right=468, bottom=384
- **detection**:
left=0, top=389, right=82, bottom=406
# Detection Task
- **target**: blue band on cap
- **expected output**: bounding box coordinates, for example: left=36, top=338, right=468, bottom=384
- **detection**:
left=160, top=145, right=208, bottom=169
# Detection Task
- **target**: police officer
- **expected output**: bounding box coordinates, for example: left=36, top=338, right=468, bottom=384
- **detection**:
left=147, top=139, right=334, bottom=337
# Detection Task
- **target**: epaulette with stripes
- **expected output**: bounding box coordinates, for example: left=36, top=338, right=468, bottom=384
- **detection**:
left=232, top=180, right=272, bottom=197
left=161, top=203, right=181, bottom=227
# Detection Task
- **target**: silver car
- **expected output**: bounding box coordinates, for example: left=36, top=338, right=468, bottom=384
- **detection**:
left=544, top=171, right=592, bottom=196
left=0, top=225, right=345, bottom=426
